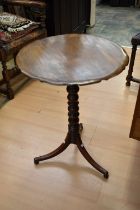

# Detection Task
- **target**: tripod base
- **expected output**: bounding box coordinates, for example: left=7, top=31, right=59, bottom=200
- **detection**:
left=34, top=123, right=109, bottom=179
left=34, top=85, right=109, bottom=179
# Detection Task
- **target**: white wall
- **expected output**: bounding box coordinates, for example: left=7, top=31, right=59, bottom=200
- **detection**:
left=90, top=0, right=96, bottom=26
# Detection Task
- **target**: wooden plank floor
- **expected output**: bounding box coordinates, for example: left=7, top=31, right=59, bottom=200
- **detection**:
left=0, top=48, right=140, bottom=210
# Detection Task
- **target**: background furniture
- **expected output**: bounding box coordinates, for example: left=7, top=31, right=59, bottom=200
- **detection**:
left=0, top=0, right=47, bottom=99
left=110, top=0, right=135, bottom=6
left=126, top=34, right=140, bottom=141
left=126, top=33, right=140, bottom=86
left=46, top=0, right=91, bottom=36
left=130, top=86, right=140, bottom=141
left=16, top=34, right=128, bottom=178
left=96, top=0, right=102, bottom=5
left=135, top=0, right=140, bottom=6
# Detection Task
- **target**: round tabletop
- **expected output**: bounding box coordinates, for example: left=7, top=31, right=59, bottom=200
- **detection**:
left=16, top=34, right=129, bottom=86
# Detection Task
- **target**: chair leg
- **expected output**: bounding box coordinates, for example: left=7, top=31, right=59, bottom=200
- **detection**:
left=126, top=44, right=137, bottom=86
left=1, top=61, right=14, bottom=100
left=14, top=55, right=20, bottom=70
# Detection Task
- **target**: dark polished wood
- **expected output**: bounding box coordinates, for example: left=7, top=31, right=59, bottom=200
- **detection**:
left=130, top=86, right=140, bottom=141
left=17, top=34, right=129, bottom=86
left=34, top=85, right=109, bottom=178
left=126, top=33, right=140, bottom=86
left=16, top=34, right=128, bottom=179
left=46, top=0, right=90, bottom=36
left=126, top=45, right=138, bottom=86
left=110, top=0, right=134, bottom=6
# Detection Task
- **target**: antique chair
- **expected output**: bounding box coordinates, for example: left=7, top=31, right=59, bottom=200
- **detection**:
left=0, top=0, right=47, bottom=99
left=126, top=33, right=140, bottom=86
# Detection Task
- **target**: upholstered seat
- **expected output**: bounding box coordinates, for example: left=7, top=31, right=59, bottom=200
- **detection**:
left=0, top=12, right=46, bottom=59
left=0, top=12, right=40, bottom=41
left=0, top=0, right=47, bottom=99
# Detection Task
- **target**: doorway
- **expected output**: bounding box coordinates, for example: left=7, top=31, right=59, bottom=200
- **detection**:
left=88, top=0, right=140, bottom=47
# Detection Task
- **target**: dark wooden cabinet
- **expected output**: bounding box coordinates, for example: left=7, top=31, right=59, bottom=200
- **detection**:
left=46, top=0, right=91, bottom=36
left=130, top=86, right=140, bottom=141
left=110, top=0, right=135, bottom=6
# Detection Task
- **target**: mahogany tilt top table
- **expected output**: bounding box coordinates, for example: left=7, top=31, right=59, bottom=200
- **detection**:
left=16, top=34, right=129, bottom=179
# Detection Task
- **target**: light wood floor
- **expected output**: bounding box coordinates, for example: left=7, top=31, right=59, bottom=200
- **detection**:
left=0, top=48, right=140, bottom=210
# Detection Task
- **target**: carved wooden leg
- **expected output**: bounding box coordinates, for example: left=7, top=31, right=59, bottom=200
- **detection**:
left=126, top=44, right=137, bottom=86
left=77, top=141, right=109, bottom=178
left=67, top=85, right=81, bottom=144
left=34, top=138, right=70, bottom=164
left=1, top=61, right=14, bottom=99
left=34, top=85, right=109, bottom=179
left=67, top=85, right=109, bottom=179
left=14, top=55, right=21, bottom=73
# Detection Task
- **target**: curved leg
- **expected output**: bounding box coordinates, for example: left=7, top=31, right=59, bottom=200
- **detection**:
left=34, top=140, right=70, bottom=165
left=77, top=142, right=109, bottom=179
left=34, top=85, right=109, bottom=179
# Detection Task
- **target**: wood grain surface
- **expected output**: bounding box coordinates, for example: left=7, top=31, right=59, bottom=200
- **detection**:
left=16, top=34, right=129, bottom=85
